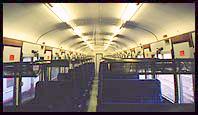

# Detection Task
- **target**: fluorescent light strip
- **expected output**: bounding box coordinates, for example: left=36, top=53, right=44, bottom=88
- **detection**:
left=104, top=27, right=121, bottom=50
left=46, top=3, right=94, bottom=50
left=104, top=3, right=141, bottom=51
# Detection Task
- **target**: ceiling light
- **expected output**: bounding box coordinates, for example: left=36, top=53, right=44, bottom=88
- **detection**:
left=46, top=3, right=70, bottom=22
left=104, top=41, right=111, bottom=50
left=82, top=38, right=88, bottom=42
left=104, top=3, right=142, bottom=51
left=46, top=3, right=94, bottom=50
left=73, top=28, right=82, bottom=36
left=121, top=3, right=141, bottom=22
left=114, top=28, right=122, bottom=35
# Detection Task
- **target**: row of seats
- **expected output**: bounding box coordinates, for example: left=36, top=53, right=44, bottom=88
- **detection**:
left=97, top=103, right=195, bottom=112
left=97, top=62, right=163, bottom=112
left=19, top=62, right=95, bottom=112
left=20, top=81, right=73, bottom=112
left=69, top=63, right=95, bottom=111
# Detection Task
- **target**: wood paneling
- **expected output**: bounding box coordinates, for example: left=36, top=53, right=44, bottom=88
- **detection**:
left=143, top=44, right=150, bottom=49
left=3, top=37, right=23, bottom=47
left=130, top=48, right=135, bottom=52
left=171, top=33, right=191, bottom=44
left=45, top=46, right=53, bottom=50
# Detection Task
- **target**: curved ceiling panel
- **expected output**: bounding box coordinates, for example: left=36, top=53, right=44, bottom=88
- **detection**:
left=78, top=25, right=118, bottom=36
left=3, top=3, right=195, bottom=55
left=37, top=29, right=75, bottom=47
left=3, top=3, right=61, bottom=43
left=72, top=18, right=121, bottom=26
left=131, top=3, right=195, bottom=40
left=59, top=35, right=81, bottom=47
left=121, top=27, right=157, bottom=46
left=61, top=3, right=127, bottom=20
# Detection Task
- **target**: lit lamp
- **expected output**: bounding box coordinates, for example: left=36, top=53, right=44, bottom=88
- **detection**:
left=45, top=3, right=94, bottom=50
left=104, top=3, right=142, bottom=51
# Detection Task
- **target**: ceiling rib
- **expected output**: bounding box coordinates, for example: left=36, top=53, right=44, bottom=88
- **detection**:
left=36, top=22, right=72, bottom=44
left=123, top=21, right=158, bottom=41
left=58, top=35, right=81, bottom=47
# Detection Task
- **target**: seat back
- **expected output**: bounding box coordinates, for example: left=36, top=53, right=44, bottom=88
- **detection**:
left=101, top=79, right=162, bottom=103
left=102, top=72, right=139, bottom=79
left=34, top=81, right=73, bottom=104
left=57, top=73, right=72, bottom=81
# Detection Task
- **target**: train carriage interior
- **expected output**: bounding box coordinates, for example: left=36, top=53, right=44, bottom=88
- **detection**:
left=2, top=3, right=195, bottom=112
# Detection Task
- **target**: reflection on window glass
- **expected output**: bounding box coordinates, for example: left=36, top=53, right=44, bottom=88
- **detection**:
left=21, top=76, right=39, bottom=104
left=154, top=54, right=163, bottom=59
left=33, top=76, right=39, bottom=88
left=147, top=74, right=153, bottom=79
left=139, top=75, right=153, bottom=79
left=3, top=78, right=14, bottom=106
left=23, top=57, right=32, bottom=62
left=139, top=75, right=145, bottom=79
left=33, top=57, right=38, bottom=62
left=180, top=74, right=194, bottom=103
left=137, top=55, right=144, bottom=58
left=21, top=57, right=40, bottom=104
left=51, top=67, right=59, bottom=80
left=163, top=53, right=172, bottom=59
left=21, top=78, right=34, bottom=103
left=157, top=74, right=175, bottom=102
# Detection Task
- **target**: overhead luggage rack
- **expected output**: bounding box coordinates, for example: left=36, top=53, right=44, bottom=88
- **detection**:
left=3, top=62, right=42, bottom=78
left=101, top=58, right=195, bottom=74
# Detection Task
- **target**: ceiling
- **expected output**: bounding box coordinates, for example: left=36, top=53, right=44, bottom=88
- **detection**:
left=3, top=3, right=195, bottom=55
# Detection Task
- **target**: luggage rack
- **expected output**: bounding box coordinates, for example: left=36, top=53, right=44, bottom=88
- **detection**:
left=3, top=62, right=42, bottom=78
left=3, top=58, right=94, bottom=78
left=101, top=58, right=195, bottom=75
left=3, top=58, right=95, bottom=112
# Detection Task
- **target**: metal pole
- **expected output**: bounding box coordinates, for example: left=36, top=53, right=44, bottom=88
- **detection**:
left=14, top=74, right=20, bottom=107
left=173, top=60, right=179, bottom=103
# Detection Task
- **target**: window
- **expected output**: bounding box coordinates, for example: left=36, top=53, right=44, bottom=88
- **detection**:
left=21, top=78, right=35, bottom=103
left=154, top=54, right=163, bottom=59
left=137, top=55, right=144, bottom=58
left=180, top=74, right=194, bottom=103
left=33, top=57, right=38, bottom=62
left=21, top=57, right=39, bottom=104
left=3, top=78, right=14, bottom=106
left=139, top=74, right=153, bottom=79
left=147, top=74, right=153, bottom=79
left=23, top=57, right=32, bottom=62
left=154, top=53, right=172, bottom=59
left=163, top=53, right=172, bottom=59
left=139, top=75, right=145, bottom=79
left=156, top=74, right=175, bottom=102
left=51, top=67, right=59, bottom=80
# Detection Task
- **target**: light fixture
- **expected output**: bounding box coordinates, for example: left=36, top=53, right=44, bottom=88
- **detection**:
left=121, top=3, right=141, bottom=22
left=104, top=3, right=142, bottom=51
left=45, top=3, right=94, bottom=50
left=114, top=28, right=122, bottom=35
left=47, top=3, right=70, bottom=22
left=104, top=28, right=121, bottom=50
left=73, top=28, right=82, bottom=36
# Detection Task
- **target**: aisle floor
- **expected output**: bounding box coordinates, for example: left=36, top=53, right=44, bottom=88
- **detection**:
left=87, top=79, right=99, bottom=112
